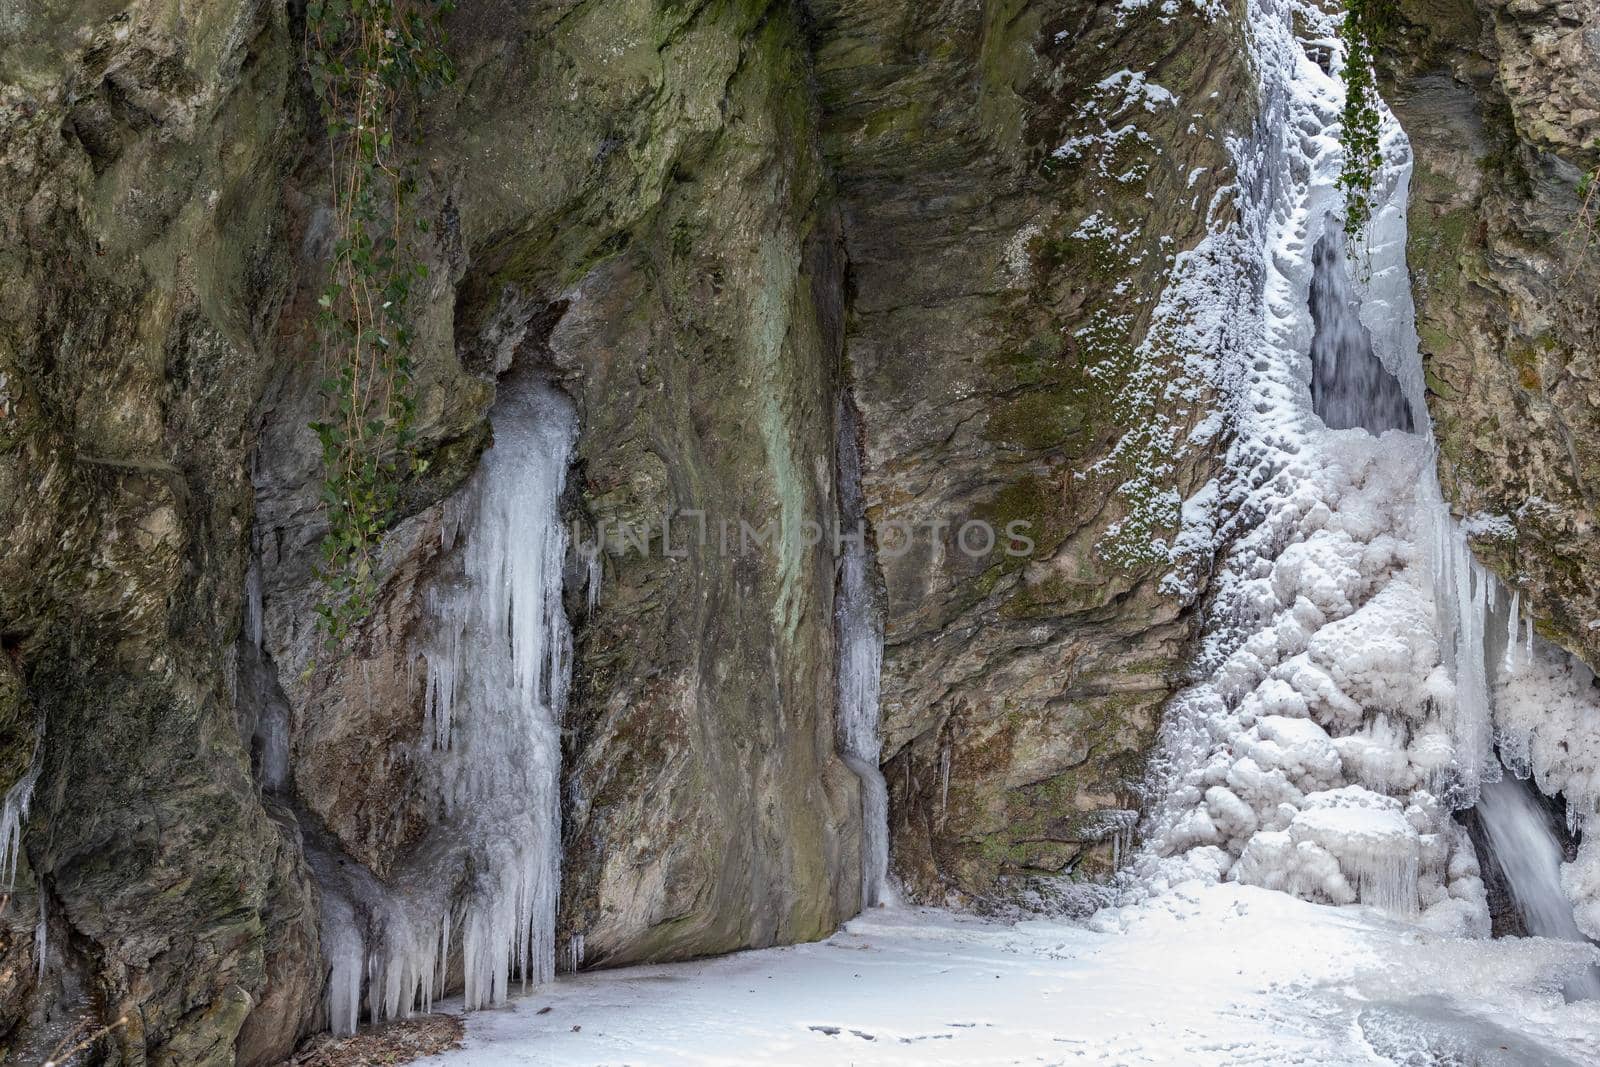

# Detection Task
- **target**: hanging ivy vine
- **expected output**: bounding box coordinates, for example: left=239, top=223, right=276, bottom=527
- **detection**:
left=1338, top=0, right=1396, bottom=241
left=304, top=0, right=455, bottom=641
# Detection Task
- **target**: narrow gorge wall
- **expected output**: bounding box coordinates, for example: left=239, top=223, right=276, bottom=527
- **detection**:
left=811, top=0, right=1254, bottom=901
left=1384, top=0, right=1600, bottom=671
left=3, top=0, right=868, bottom=1058
left=253, top=0, right=861, bottom=999
left=0, top=3, right=320, bottom=1062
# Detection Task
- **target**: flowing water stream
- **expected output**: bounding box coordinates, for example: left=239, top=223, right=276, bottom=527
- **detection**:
left=1312, top=217, right=1599, bottom=991
left=1307, top=225, right=1412, bottom=436
left=1477, top=776, right=1600, bottom=998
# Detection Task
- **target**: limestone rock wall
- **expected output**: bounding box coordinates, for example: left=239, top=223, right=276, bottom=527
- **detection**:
left=253, top=0, right=1264, bottom=963
left=1386, top=0, right=1600, bottom=668
left=434, top=0, right=862, bottom=965
left=0, top=0, right=1288, bottom=1060
left=0, top=1, right=320, bottom=1062
left=810, top=0, right=1254, bottom=901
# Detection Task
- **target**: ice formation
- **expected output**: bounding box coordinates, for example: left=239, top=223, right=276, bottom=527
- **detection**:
left=244, top=549, right=265, bottom=650
left=33, top=890, right=45, bottom=979
left=0, top=754, right=38, bottom=890
left=1129, top=0, right=1600, bottom=953
left=239, top=534, right=291, bottom=793
left=1130, top=0, right=1473, bottom=930
left=835, top=397, right=891, bottom=909
left=1493, top=636, right=1600, bottom=940
left=1476, top=776, right=1600, bottom=997
left=319, top=370, right=577, bottom=1033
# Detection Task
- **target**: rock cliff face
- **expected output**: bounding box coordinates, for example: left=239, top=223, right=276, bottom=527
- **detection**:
left=432, top=0, right=862, bottom=965
left=810, top=0, right=1252, bottom=901
left=251, top=0, right=861, bottom=984
left=0, top=2, right=319, bottom=1062
left=4, top=0, right=1598, bottom=1062
left=3, top=0, right=874, bottom=1058
left=1384, top=0, right=1600, bottom=670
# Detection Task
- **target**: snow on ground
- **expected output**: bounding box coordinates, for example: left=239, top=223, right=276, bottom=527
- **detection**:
left=415, top=884, right=1600, bottom=1066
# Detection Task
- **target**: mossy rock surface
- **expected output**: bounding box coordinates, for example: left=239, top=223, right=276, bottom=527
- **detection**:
left=1387, top=0, right=1600, bottom=672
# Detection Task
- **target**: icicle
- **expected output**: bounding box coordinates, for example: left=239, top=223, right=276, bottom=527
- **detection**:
left=1, top=743, right=41, bottom=890
left=322, top=894, right=366, bottom=1036
left=1502, top=589, right=1520, bottom=673
left=1427, top=505, right=1494, bottom=807
left=34, top=891, right=45, bottom=979
left=257, top=701, right=290, bottom=793
left=321, top=375, right=577, bottom=1033
left=586, top=552, right=602, bottom=617
left=567, top=933, right=585, bottom=974
left=1352, top=852, right=1420, bottom=917
left=429, top=375, right=572, bottom=1011
left=243, top=548, right=264, bottom=650
left=938, top=743, right=952, bottom=820
left=436, top=917, right=452, bottom=1009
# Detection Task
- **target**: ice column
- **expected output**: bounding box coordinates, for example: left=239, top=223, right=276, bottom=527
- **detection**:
left=835, top=398, right=890, bottom=909
left=1, top=729, right=41, bottom=889
left=421, top=372, right=574, bottom=1008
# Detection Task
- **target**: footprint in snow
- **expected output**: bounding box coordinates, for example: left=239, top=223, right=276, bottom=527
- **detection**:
left=806, top=1026, right=876, bottom=1041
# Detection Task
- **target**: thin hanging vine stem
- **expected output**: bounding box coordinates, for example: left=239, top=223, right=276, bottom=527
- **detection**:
left=1568, top=146, right=1600, bottom=272
left=304, top=0, right=455, bottom=642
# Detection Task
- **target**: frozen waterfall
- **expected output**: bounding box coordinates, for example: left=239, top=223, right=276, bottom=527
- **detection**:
left=1307, top=223, right=1412, bottom=435
left=1128, top=0, right=1600, bottom=975
left=0, top=753, right=38, bottom=891
left=1132, top=0, right=1481, bottom=929
left=322, top=370, right=576, bottom=1033
left=835, top=397, right=890, bottom=910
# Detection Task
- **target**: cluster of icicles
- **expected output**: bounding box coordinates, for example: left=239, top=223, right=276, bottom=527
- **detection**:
left=288, top=0, right=1598, bottom=1030
left=1133, top=0, right=1600, bottom=979
left=321, top=371, right=577, bottom=1034
left=0, top=731, right=43, bottom=982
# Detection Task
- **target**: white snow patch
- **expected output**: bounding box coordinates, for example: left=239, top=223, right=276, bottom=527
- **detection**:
left=415, top=887, right=1600, bottom=1066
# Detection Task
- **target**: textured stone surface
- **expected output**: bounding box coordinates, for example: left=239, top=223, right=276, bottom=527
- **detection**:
left=810, top=0, right=1254, bottom=900
left=0, top=0, right=320, bottom=1061
left=23, top=0, right=1600, bottom=1060
left=1385, top=0, right=1600, bottom=669
left=442, top=0, right=861, bottom=966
